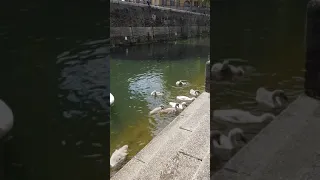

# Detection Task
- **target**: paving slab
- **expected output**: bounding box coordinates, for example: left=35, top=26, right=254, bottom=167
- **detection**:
left=179, top=114, right=210, bottom=160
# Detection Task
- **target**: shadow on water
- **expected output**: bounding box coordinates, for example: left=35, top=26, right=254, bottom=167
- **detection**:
left=210, top=0, right=307, bottom=173
left=0, top=2, right=110, bottom=180
left=110, top=38, right=210, bottom=177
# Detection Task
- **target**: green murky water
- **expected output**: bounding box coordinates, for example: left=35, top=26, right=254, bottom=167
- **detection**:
left=110, top=38, right=210, bottom=175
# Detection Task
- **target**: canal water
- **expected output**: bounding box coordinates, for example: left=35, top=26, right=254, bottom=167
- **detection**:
left=0, top=2, right=111, bottom=180
left=210, top=0, right=307, bottom=172
left=110, top=38, right=210, bottom=176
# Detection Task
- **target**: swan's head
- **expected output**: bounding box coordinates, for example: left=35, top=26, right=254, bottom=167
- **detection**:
left=229, top=128, right=247, bottom=144
left=181, top=102, right=187, bottom=107
left=175, top=103, right=180, bottom=108
left=261, top=113, right=276, bottom=122
left=272, top=90, right=289, bottom=106
left=237, top=67, right=245, bottom=75
left=211, top=130, right=222, bottom=145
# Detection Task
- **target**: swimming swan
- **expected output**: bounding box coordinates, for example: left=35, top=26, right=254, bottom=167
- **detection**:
left=110, top=145, right=128, bottom=168
left=256, top=87, right=289, bottom=108
left=110, top=93, right=115, bottom=106
left=149, top=105, right=165, bottom=115
left=0, top=99, right=14, bottom=138
left=213, top=109, right=275, bottom=124
left=211, top=128, right=247, bottom=150
left=211, top=60, right=230, bottom=73
left=176, top=96, right=196, bottom=103
left=159, top=104, right=179, bottom=114
left=169, top=102, right=187, bottom=110
left=190, top=89, right=201, bottom=97
left=211, top=60, right=244, bottom=78
left=176, top=80, right=188, bottom=86
left=151, top=90, right=164, bottom=97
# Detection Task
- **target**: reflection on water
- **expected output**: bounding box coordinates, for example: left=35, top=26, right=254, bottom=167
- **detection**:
left=110, top=38, right=210, bottom=176
left=210, top=0, right=307, bottom=173
left=1, top=3, right=110, bottom=180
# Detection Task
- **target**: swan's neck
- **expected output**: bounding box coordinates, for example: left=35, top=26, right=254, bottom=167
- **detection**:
left=260, top=113, right=275, bottom=122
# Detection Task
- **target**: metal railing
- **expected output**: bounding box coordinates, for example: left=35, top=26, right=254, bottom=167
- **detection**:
left=112, top=0, right=210, bottom=14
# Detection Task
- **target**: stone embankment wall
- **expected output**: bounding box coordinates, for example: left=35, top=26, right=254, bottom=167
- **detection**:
left=110, top=1, right=210, bottom=46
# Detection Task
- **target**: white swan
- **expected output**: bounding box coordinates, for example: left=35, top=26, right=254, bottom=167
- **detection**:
left=151, top=90, right=164, bottom=97
left=211, top=60, right=230, bottom=73
left=211, top=128, right=247, bottom=150
left=190, top=89, right=201, bottom=97
left=256, top=87, right=289, bottom=108
left=176, top=80, right=188, bottom=86
left=110, top=93, right=115, bottom=106
left=211, top=60, right=244, bottom=78
left=169, top=102, right=187, bottom=110
left=110, top=145, right=128, bottom=168
left=229, top=64, right=244, bottom=75
left=159, top=104, right=179, bottom=114
left=0, top=99, right=14, bottom=138
left=149, top=105, right=165, bottom=115
left=213, top=109, right=275, bottom=124
left=176, top=96, right=196, bottom=103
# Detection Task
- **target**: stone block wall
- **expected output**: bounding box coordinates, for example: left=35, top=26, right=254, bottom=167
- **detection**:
left=110, top=1, right=210, bottom=46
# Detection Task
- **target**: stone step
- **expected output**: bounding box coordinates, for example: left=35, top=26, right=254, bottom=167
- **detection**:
left=133, top=94, right=210, bottom=179
left=192, top=150, right=210, bottom=180
left=111, top=92, right=210, bottom=180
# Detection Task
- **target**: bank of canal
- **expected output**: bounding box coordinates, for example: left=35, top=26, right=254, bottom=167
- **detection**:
left=110, top=37, right=210, bottom=176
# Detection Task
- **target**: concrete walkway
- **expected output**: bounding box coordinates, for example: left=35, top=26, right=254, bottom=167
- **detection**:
left=111, top=92, right=210, bottom=180
left=212, top=94, right=320, bottom=180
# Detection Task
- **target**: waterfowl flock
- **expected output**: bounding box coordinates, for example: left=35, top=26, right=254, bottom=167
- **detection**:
left=110, top=80, right=202, bottom=168
left=148, top=81, right=201, bottom=117
left=211, top=59, right=289, bottom=158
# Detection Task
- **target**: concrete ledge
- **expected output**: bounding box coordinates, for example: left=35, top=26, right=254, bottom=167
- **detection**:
left=111, top=92, right=210, bottom=180
left=212, top=94, right=320, bottom=179
left=110, top=26, right=209, bottom=46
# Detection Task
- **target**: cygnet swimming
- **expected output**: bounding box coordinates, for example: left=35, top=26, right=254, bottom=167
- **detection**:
left=149, top=105, right=165, bottom=115
left=169, top=102, right=187, bottom=110
left=256, top=87, right=289, bottom=109
left=150, top=90, right=164, bottom=97
left=176, top=96, right=196, bottom=103
left=213, top=109, right=275, bottom=124
left=190, top=89, right=201, bottom=97
left=176, top=80, right=188, bottom=86
left=110, top=145, right=128, bottom=168
left=211, top=128, right=247, bottom=150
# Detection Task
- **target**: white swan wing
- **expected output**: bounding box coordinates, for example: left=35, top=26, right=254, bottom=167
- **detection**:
left=0, top=100, right=14, bottom=138
left=110, top=93, right=115, bottom=105
left=169, top=102, right=177, bottom=107
left=149, top=107, right=161, bottom=115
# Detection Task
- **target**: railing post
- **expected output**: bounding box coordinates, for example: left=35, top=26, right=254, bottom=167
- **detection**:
left=305, top=0, right=320, bottom=99
left=205, top=58, right=210, bottom=93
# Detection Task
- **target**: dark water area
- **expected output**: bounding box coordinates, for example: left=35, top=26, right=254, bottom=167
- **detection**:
left=210, top=0, right=307, bottom=172
left=0, top=2, right=110, bottom=180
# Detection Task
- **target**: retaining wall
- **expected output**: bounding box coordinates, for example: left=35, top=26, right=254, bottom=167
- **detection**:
left=110, top=1, right=210, bottom=46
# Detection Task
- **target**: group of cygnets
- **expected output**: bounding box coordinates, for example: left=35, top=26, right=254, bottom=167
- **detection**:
left=210, top=60, right=289, bottom=153
left=110, top=80, right=202, bottom=169
left=149, top=80, right=201, bottom=116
